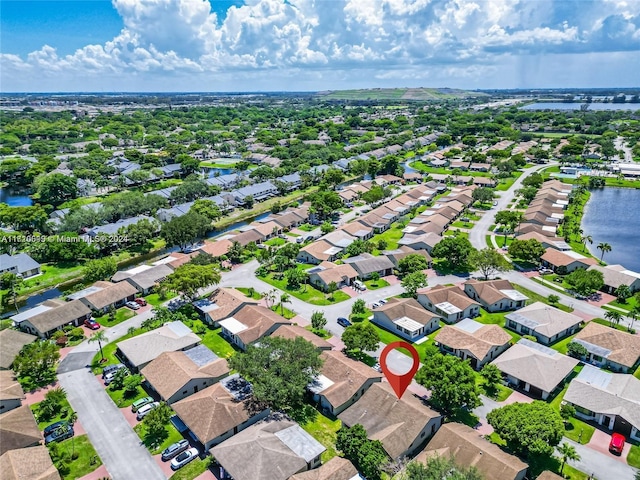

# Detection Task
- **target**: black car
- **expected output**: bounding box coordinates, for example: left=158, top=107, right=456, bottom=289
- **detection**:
left=43, top=420, right=68, bottom=437
left=161, top=439, right=190, bottom=461
left=45, top=424, right=74, bottom=445
left=337, top=317, right=352, bottom=327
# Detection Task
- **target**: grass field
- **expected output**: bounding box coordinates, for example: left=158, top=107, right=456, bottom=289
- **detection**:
left=364, top=279, right=390, bottom=290
left=198, top=327, right=238, bottom=358
left=258, top=272, right=350, bottom=305
left=512, top=284, right=574, bottom=313
left=134, top=420, right=183, bottom=454
left=106, top=384, right=148, bottom=409
left=300, top=410, right=341, bottom=463
left=49, top=434, right=103, bottom=480
left=370, top=224, right=405, bottom=250
left=93, top=307, right=135, bottom=328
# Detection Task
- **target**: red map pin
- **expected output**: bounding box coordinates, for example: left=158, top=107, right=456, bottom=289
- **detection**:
left=379, top=341, right=420, bottom=399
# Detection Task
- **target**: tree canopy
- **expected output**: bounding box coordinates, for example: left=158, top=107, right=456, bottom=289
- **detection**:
left=336, top=424, right=388, bottom=480
left=431, top=235, right=475, bottom=270
left=468, top=248, right=511, bottom=280
left=161, top=263, right=220, bottom=301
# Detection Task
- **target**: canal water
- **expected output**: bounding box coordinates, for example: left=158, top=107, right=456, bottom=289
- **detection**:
left=581, top=187, right=640, bottom=272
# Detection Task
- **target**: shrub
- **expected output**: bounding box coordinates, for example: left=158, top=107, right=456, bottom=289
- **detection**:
left=567, top=342, right=588, bottom=359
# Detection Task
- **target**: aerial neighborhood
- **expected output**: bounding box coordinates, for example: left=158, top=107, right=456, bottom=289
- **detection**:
left=1, top=91, right=640, bottom=480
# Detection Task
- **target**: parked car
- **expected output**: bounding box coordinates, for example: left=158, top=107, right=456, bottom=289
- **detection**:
left=609, top=433, right=625, bottom=455
left=371, top=302, right=381, bottom=309
left=44, top=420, right=69, bottom=437
left=45, top=424, right=74, bottom=445
left=125, top=301, right=140, bottom=310
left=104, top=369, right=129, bottom=386
left=131, top=396, right=154, bottom=413
left=102, top=363, right=125, bottom=378
left=296, top=237, right=304, bottom=243
left=378, top=299, right=387, bottom=305
left=372, top=362, right=382, bottom=373
left=162, top=439, right=190, bottom=461
left=84, top=318, right=101, bottom=330
left=136, top=402, right=160, bottom=421
left=337, top=317, right=352, bottom=328
left=170, top=447, right=199, bottom=470
left=134, top=298, right=147, bottom=306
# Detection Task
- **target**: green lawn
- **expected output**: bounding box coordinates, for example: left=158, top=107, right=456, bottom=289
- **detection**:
left=49, top=434, right=103, bottom=480
left=548, top=385, right=595, bottom=445
left=512, top=284, right=574, bottom=312
left=494, top=235, right=513, bottom=248
left=628, top=444, right=640, bottom=469
left=606, top=296, right=638, bottom=312
left=258, top=273, right=350, bottom=305
left=235, top=287, right=263, bottom=300
left=170, top=458, right=212, bottom=480
left=298, top=223, right=316, bottom=232
left=106, top=385, right=149, bottom=409
left=198, top=327, right=238, bottom=358
left=265, top=237, right=286, bottom=247
left=364, top=279, right=390, bottom=290
left=451, top=220, right=475, bottom=229
left=31, top=398, right=73, bottom=429
left=93, top=307, right=135, bottom=328
left=134, top=420, right=183, bottom=454
left=144, top=291, right=177, bottom=307
left=370, top=225, right=405, bottom=250
left=300, top=410, right=341, bottom=463
left=367, top=320, right=440, bottom=362
left=591, top=317, right=632, bottom=333
left=271, top=305, right=297, bottom=320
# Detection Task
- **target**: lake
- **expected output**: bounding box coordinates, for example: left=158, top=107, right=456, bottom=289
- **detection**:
left=521, top=102, right=640, bottom=111
left=0, top=187, right=33, bottom=206
left=581, top=187, right=640, bottom=272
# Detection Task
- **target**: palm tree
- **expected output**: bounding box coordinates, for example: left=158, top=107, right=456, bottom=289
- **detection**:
left=89, top=330, right=108, bottom=363
left=597, top=242, right=612, bottom=262
left=279, top=293, right=291, bottom=316
left=580, top=234, right=593, bottom=252
left=604, top=310, right=623, bottom=328
left=628, top=305, right=640, bottom=332
left=265, top=289, right=278, bottom=309
left=558, top=442, right=580, bottom=474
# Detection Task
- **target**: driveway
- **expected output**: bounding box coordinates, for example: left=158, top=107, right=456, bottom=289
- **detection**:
left=561, top=439, right=637, bottom=480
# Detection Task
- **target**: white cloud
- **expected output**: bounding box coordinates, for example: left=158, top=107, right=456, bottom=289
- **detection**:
left=2, top=0, right=639, bottom=91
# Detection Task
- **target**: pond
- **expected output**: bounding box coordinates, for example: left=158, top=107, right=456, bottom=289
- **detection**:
left=204, top=167, right=234, bottom=177
left=581, top=187, right=640, bottom=272
left=0, top=187, right=33, bottom=206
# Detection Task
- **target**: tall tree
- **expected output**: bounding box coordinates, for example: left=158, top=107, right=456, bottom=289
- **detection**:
left=336, top=424, right=388, bottom=480
left=35, top=173, right=78, bottom=206
left=161, top=263, right=220, bottom=301
left=160, top=212, right=211, bottom=251
left=404, top=457, right=483, bottom=480
left=431, top=235, right=474, bottom=270
left=342, top=323, right=379, bottom=353
left=597, top=242, right=612, bottom=262
left=13, top=341, right=60, bottom=387
left=557, top=442, right=580, bottom=474
left=401, top=271, right=428, bottom=298
left=89, top=330, right=108, bottom=362
left=0, top=272, right=23, bottom=313
left=83, top=257, right=117, bottom=283
left=468, top=248, right=511, bottom=280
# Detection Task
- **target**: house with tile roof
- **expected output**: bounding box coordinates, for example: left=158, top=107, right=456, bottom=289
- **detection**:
left=0, top=404, right=42, bottom=455
left=491, top=339, right=578, bottom=400
left=194, top=288, right=259, bottom=326
left=435, top=318, right=512, bottom=369
left=383, top=246, right=432, bottom=269
left=0, top=445, right=60, bottom=480
left=17, top=299, right=91, bottom=339
left=339, top=222, right=374, bottom=241
left=505, top=302, right=583, bottom=345
left=309, top=350, right=382, bottom=415
left=338, top=382, right=443, bottom=460
left=289, top=457, right=361, bottom=480
left=112, top=264, right=174, bottom=294
left=297, top=240, right=343, bottom=264
left=0, top=329, right=36, bottom=370
left=271, top=325, right=332, bottom=351
left=141, top=345, right=229, bottom=404
left=218, top=305, right=291, bottom=351
left=463, top=280, right=528, bottom=312
left=587, top=264, right=640, bottom=294
left=540, top=248, right=595, bottom=273
left=308, top=262, right=358, bottom=292
left=172, top=375, right=270, bottom=450
left=342, top=253, right=395, bottom=280
left=563, top=365, right=640, bottom=441
left=372, top=298, right=441, bottom=342
left=0, top=370, right=24, bottom=414
left=573, top=321, right=640, bottom=373
left=415, top=423, right=528, bottom=480
left=70, top=281, right=137, bottom=314
left=417, top=285, right=480, bottom=324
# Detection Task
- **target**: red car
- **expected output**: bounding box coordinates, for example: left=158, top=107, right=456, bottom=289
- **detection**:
left=134, top=298, right=147, bottom=306
left=609, top=433, right=625, bottom=455
left=84, top=318, right=101, bottom=330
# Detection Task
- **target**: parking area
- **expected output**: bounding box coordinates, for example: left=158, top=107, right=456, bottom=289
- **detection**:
left=587, top=428, right=632, bottom=463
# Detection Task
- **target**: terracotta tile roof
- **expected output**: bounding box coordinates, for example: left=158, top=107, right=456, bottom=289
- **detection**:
left=288, top=457, right=358, bottom=480
left=415, top=423, right=527, bottom=480
left=435, top=320, right=511, bottom=360
left=338, top=382, right=441, bottom=459
left=312, top=351, right=382, bottom=410
left=231, top=229, right=265, bottom=246
left=0, top=445, right=60, bottom=480
left=299, top=240, right=339, bottom=262
left=0, top=405, right=42, bottom=455
left=271, top=325, right=332, bottom=350
left=340, top=222, right=373, bottom=238
left=574, top=321, right=640, bottom=369
left=540, top=248, right=593, bottom=268
left=311, top=263, right=358, bottom=285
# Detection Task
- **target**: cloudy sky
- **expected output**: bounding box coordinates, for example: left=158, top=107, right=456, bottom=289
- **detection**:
left=1, top=0, right=639, bottom=92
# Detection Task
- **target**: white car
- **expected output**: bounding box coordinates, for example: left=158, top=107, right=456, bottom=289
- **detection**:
left=170, top=448, right=199, bottom=470
left=136, top=402, right=160, bottom=421
left=378, top=299, right=387, bottom=305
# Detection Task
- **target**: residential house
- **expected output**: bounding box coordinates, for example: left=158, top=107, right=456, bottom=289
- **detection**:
left=308, top=262, right=358, bottom=292
left=435, top=319, right=512, bottom=369
left=152, top=251, right=198, bottom=269
left=199, top=239, right=233, bottom=258
left=229, top=229, right=265, bottom=247
left=279, top=173, right=302, bottom=190
left=505, top=302, right=583, bottom=345
left=116, top=321, right=201, bottom=372
left=573, top=321, right=640, bottom=373
left=0, top=253, right=41, bottom=279
left=416, top=423, right=528, bottom=480
left=491, top=339, right=578, bottom=400
left=563, top=365, right=640, bottom=442
left=271, top=325, right=332, bottom=351
left=141, top=345, right=230, bottom=404
left=172, top=375, right=270, bottom=450
left=0, top=371, right=24, bottom=413
left=463, top=280, right=528, bottom=312
left=112, top=264, right=173, bottom=294
left=321, top=230, right=357, bottom=249
left=417, top=285, right=481, bottom=323
left=0, top=405, right=42, bottom=455
left=372, top=298, right=441, bottom=342
left=85, top=215, right=155, bottom=239
left=193, top=288, right=259, bottom=326
left=68, top=281, right=137, bottom=314
left=17, top=299, right=91, bottom=338
left=289, top=457, right=361, bottom=480
left=536, top=472, right=564, bottom=480
left=338, top=382, right=443, bottom=460
left=403, top=172, right=424, bottom=183
left=357, top=212, right=392, bottom=233
left=515, top=232, right=571, bottom=251
left=517, top=223, right=557, bottom=237
left=0, top=445, right=60, bottom=480
left=342, top=253, right=394, bottom=279
left=0, top=329, right=36, bottom=370
left=297, top=240, right=342, bottom=264
left=383, top=246, right=432, bottom=269
left=587, top=265, right=640, bottom=294
left=370, top=205, right=399, bottom=223
left=309, top=350, right=382, bottom=415
left=232, top=181, right=278, bottom=204
left=339, top=222, right=374, bottom=241
left=211, top=418, right=326, bottom=480
left=540, top=248, right=595, bottom=273
left=219, top=305, right=292, bottom=351
left=398, top=232, right=443, bottom=253
left=249, top=221, right=283, bottom=240
left=156, top=202, right=194, bottom=222
left=270, top=211, right=305, bottom=230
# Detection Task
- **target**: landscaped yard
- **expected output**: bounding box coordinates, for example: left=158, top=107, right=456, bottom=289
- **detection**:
left=198, top=327, right=238, bottom=358
left=48, top=434, right=103, bottom=480
left=364, top=278, right=390, bottom=290
left=271, top=304, right=297, bottom=320
left=265, top=237, right=286, bottom=247
left=258, top=272, right=350, bottom=305
left=591, top=317, right=633, bottom=333
left=512, top=284, right=574, bottom=313
left=170, top=458, right=212, bottom=480
left=366, top=320, right=440, bottom=361
left=106, top=384, right=149, bottom=409
left=93, top=307, right=135, bottom=328
left=235, top=287, right=263, bottom=300
left=628, top=444, right=640, bottom=469
left=548, top=385, right=595, bottom=445
left=144, top=291, right=177, bottom=307
left=370, top=224, right=405, bottom=250
left=550, top=333, right=578, bottom=355
left=606, top=296, right=638, bottom=312
left=90, top=327, right=146, bottom=373
left=134, top=419, right=183, bottom=454
left=298, top=223, right=316, bottom=232
left=31, top=398, right=73, bottom=429
left=300, top=410, right=341, bottom=463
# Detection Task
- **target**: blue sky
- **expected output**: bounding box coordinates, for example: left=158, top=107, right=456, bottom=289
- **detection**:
left=1, top=0, right=639, bottom=92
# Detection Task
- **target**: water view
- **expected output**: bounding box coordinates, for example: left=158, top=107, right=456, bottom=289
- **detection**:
left=521, top=102, right=640, bottom=111
left=581, top=187, right=640, bottom=272
left=0, top=187, right=33, bottom=206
